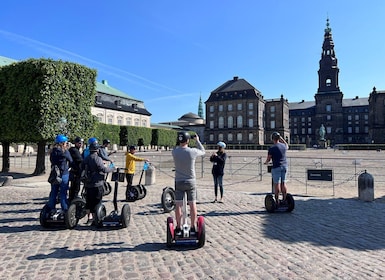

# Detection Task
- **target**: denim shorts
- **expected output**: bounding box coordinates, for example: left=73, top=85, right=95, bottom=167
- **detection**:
left=271, top=166, right=287, bottom=184
left=175, top=181, right=197, bottom=202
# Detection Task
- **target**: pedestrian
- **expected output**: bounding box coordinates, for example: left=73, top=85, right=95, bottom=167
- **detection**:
left=210, top=141, right=227, bottom=203
left=82, top=137, right=98, bottom=159
left=264, top=132, right=289, bottom=205
left=124, top=145, right=148, bottom=201
left=82, top=142, right=115, bottom=225
left=68, top=137, right=84, bottom=202
left=172, top=132, right=205, bottom=235
left=47, top=134, right=73, bottom=213
left=99, top=139, right=114, bottom=163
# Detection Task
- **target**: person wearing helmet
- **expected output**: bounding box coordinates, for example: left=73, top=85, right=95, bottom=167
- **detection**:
left=47, top=134, right=73, bottom=213
left=81, top=142, right=115, bottom=225
left=82, top=137, right=98, bottom=159
left=264, top=132, right=289, bottom=205
left=172, top=132, right=205, bottom=235
left=124, top=145, right=149, bottom=201
left=68, top=137, right=84, bottom=202
left=210, top=141, right=227, bottom=203
left=99, top=139, right=114, bottom=164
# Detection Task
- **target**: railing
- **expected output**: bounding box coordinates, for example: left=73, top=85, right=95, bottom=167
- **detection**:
left=3, top=149, right=384, bottom=196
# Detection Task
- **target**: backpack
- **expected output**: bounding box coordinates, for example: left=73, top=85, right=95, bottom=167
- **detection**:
left=48, top=165, right=62, bottom=185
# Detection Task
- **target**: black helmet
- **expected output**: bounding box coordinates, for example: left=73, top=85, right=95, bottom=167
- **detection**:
left=74, top=136, right=84, bottom=143
left=103, top=139, right=111, bottom=145
left=177, top=131, right=190, bottom=143
left=89, top=142, right=100, bottom=152
left=271, top=132, right=280, bottom=141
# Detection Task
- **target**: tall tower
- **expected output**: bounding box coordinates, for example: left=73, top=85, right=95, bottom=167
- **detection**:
left=317, top=18, right=340, bottom=93
left=198, top=95, right=204, bottom=119
left=314, top=18, right=344, bottom=145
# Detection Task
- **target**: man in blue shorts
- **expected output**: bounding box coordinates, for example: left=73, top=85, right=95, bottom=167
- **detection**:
left=172, top=131, right=205, bottom=235
left=264, top=132, right=289, bottom=205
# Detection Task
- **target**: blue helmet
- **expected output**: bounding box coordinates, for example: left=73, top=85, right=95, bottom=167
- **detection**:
left=55, top=134, right=68, bottom=144
left=88, top=137, right=98, bottom=145
left=217, top=141, right=226, bottom=149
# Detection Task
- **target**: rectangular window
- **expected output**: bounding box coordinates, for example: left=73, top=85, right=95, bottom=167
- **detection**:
left=270, top=120, right=275, bottom=129
left=228, top=104, right=233, bottom=111
left=326, top=104, right=332, bottom=112
left=237, top=103, right=242, bottom=110
left=210, top=120, right=214, bottom=129
left=219, top=105, right=223, bottom=112
left=237, top=133, right=242, bottom=141
left=270, top=106, right=275, bottom=112
left=209, top=105, right=214, bottom=112
left=248, top=103, right=253, bottom=110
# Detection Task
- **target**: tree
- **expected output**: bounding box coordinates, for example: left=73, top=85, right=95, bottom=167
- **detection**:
left=0, top=58, right=97, bottom=174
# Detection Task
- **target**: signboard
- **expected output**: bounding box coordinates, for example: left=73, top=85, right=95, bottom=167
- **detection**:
left=307, top=169, right=333, bottom=181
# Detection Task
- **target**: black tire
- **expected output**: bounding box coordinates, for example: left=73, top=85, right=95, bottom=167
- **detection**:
left=137, top=185, right=146, bottom=200
left=166, top=217, right=174, bottom=248
left=121, top=204, right=131, bottom=228
left=197, top=216, right=205, bottom=248
left=286, top=193, right=295, bottom=212
left=126, top=186, right=140, bottom=202
left=65, top=203, right=79, bottom=229
left=70, top=197, right=87, bottom=219
left=265, top=194, right=276, bottom=213
left=161, top=187, right=175, bottom=213
left=39, top=204, right=50, bottom=228
left=95, top=203, right=106, bottom=228
left=103, top=182, right=112, bottom=196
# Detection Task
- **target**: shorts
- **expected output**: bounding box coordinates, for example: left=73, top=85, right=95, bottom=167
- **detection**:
left=175, top=181, right=197, bottom=202
left=271, top=166, right=287, bottom=184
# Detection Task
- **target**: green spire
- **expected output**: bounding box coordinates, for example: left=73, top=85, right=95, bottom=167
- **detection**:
left=198, top=94, right=204, bottom=119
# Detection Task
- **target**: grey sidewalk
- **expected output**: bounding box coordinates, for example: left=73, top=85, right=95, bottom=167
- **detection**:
left=1, top=170, right=385, bottom=280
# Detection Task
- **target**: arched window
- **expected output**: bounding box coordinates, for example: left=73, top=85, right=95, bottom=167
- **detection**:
left=326, top=78, right=331, bottom=86
left=228, top=116, right=233, bottom=128
left=237, top=116, right=243, bottom=128
left=218, top=117, right=224, bottom=128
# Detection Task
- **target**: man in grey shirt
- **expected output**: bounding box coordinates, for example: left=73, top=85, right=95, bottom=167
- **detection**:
left=172, top=131, right=205, bottom=234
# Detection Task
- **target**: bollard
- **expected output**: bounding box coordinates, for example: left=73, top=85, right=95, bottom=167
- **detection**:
left=145, top=164, right=156, bottom=185
left=358, top=170, right=374, bottom=202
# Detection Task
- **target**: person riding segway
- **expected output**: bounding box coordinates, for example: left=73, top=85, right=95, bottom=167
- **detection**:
left=264, top=132, right=294, bottom=213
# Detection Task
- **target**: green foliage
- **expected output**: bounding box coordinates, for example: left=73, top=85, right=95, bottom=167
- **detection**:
left=94, top=123, right=120, bottom=144
left=152, top=129, right=178, bottom=147
left=126, top=126, right=152, bottom=147
left=0, top=58, right=97, bottom=143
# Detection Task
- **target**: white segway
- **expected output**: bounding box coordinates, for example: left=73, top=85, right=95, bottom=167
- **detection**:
left=166, top=192, right=205, bottom=248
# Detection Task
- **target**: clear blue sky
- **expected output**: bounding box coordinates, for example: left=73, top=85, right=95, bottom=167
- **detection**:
left=1, top=1, right=384, bottom=123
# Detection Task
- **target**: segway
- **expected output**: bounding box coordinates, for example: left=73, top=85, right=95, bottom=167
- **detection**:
left=126, top=162, right=149, bottom=202
left=40, top=204, right=68, bottom=228
left=94, top=168, right=131, bottom=228
left=161, top=186, right=175, bottom=213
left=264, top=164, right=295, bottom=213
left=166, top=192, right=205, bottom=248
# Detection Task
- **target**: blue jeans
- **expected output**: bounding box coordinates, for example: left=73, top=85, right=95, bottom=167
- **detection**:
left=213, top=174, right=224, bottom=198
left=48, top=173, right=70, bottom=211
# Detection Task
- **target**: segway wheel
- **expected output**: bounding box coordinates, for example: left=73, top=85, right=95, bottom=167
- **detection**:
left=265, top=194, right=276, bottom=213
left=161, top=187, right=175, bottom=213
left=39, top=204, right=50, bottom=228
left=166, top=217, right=174, bottom=248
left=197, top=216, right=205, bottom=248
left=137, top=185, right=147, bottom=200
left=121, top=204, right=131, bottom=228
left=285, top=193, right=295, bottom=212
left=95, top=203, right=106, bottom=228
left=65, top=203, right=79, bottom=229
left=126, top=186, right=140, bottom=202
left=70, top=197, right=87, bottom=219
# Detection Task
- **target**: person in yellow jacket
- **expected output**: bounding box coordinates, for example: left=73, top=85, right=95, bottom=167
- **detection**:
left=125, top=145, right=149, bottom=200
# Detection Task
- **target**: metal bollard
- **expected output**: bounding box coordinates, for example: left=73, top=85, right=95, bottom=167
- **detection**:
left=358, top=170, right=374, bottom=202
